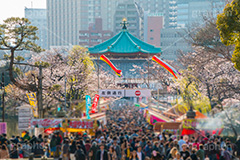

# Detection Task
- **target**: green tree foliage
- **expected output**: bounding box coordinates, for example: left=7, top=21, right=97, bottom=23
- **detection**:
left=217, top=0, right=240, bottom=71
left=172, top=71, right=211, bottom=114
left=0, top=17, right=43, bottom=91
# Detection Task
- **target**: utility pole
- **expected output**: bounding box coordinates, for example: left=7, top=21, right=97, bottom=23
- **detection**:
left=97, top=53, right=100, bottom=112
left=147, top=53, right=150, bottom=109
left=37, top=65, right=43, bottom=118
left=147, top=53, right=150, bottom=89
left=1, top=73, right=5, bottom=122
left=64, top=72, right=67, bottom=111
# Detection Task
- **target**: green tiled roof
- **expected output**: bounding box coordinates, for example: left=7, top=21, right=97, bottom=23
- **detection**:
left=88, top=29, right=161, bottom=54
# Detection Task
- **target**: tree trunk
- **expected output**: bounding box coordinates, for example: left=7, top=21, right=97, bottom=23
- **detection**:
left=9, top=49, right=37, bottom=91
left=224, top=110, right=238, bottom=138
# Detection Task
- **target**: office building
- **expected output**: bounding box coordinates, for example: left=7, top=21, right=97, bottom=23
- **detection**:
left=25, top=8, right=47, bottom=50
left=176, top=0, right=226, bottom=28
left=160, top=28, right=191, bottom=61
left=135, top=0, right=177, bottom=28
left=114, top=1, right=140, bottom=38
left=47, top=0, right=102, bottom=48
left=79, top=18, right=113, bottom=47
left=144, top=14, right=164, bottom=47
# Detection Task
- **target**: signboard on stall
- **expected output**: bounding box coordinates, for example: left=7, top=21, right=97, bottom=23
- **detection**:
left=0, top=122, right=7, bottom=134
left=182, top=119, right=197, bottom=129
left=18, top=106, right=32, bottom=130
left=69, top=120, right=93, bottom=129
left=31, top=119, right=62, bottom=128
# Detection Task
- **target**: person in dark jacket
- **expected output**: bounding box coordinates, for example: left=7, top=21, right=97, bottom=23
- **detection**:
left=90, top=142, right=98, bottom=160
left=70, top=140, right=77, bottom=160
left=75, top=145, right=85, bottom=160
left=124, top=144, right=133, bottom=160
left=190, top=149, right=198, bottom=160
left=10, top=145, right=19, bottom=159
left=33, top=141, right=44, bottom=158
left=96, top=143, right=108, bottom=160
left=50, top=135, right=57, bottom=158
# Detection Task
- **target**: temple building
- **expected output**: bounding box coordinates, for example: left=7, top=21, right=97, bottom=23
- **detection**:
left=88, top=19, right=161, bottom=89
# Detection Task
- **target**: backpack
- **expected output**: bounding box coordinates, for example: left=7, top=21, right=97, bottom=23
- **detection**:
left=50, top=139, right=57, bottom=148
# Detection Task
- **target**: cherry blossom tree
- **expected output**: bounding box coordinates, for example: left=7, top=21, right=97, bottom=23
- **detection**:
left=5, top=46, right=117, bottom=117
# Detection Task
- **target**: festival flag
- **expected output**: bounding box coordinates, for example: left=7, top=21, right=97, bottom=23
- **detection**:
left=152, top=55, right=179, bottom=79
left=85, top=95, right=91, bottom=119
left=91, top=94, right=100, bottom=113
left=100, top=55, right=122, bottom=77
left=26, top=92, right=38, bottom=117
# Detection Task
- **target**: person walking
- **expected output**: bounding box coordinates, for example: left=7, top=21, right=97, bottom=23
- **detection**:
left=62, top=139, right=70, bottom=160
left=70, top=140, right=77, bottom=160
left=75, top=145, right=86, bottom=160
left=0, top=144, right=10, bottom=159
left=96, top=143, right=108, bottom=160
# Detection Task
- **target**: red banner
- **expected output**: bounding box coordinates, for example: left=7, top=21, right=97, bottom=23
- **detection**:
left=31, top=119, right=62, bottom=128
left=91, top=94, right=99, bottom=113
left=69, top=120, right=93, bottom=129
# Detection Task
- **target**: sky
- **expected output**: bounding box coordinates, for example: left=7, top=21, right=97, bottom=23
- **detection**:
left=0, top=0, right=46, bottom=23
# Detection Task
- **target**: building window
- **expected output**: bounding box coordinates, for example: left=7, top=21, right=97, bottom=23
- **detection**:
left=150, top=37, right=154, bottom=40
left=91, top=33, right=101, bottom=37
left=79, top=39, right=89, bottom=42
left=104, top=33, right=111, bottom=36
left=119, top=5, right=125, bottom=9
left=91, top=39, right=102, bottom=42
left=150, top=29, right=153, bottom=32
left=79, top=33, right=89, bottom=37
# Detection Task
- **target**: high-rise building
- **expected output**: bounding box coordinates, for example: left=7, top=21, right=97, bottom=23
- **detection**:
left=176, top=0, right=226, bottom=28
left=79, top=18, right=113, bottom=47
left=114, top=1, right=140, bottom=39
left=25, top=7, right=47, bottom=49
left=160, top=28, right=191, bottom=61
left=134, top=0, right=177, bottom=28
left=144, top=14, right=164, bottom=47
left=101, top=0, right=176, bottom=31
left=47, top=0, right=102, bottom=48
left=159, top=0, right=226, bottom=61
left=100, top=0, right=125, bottom=31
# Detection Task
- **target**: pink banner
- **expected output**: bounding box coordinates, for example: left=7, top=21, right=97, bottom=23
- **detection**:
left=0, top=123, right=7, bottom=134
left=69, top=120, right=93, bottom=129
left=150, top=115, right=167, bottom=125
left=91, top=94, right=99, bottom=113
left=31, top=119, right=62, bottom=128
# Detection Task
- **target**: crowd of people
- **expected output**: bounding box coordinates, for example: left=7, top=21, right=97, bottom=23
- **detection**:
left=0, top=105, right=240, bottom=160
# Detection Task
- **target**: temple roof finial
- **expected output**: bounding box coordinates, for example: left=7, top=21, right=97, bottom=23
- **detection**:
left=121, top=18, right=128, bottom=30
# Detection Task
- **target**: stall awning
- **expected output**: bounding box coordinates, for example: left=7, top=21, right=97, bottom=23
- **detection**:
left=147, top=110, right=173, bottom=125
left=154, top=122, right=181, bottom=132
left=176, top=110, right=207, bottom=122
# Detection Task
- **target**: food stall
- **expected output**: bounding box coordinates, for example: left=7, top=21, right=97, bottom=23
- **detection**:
left=154, top=122, right=181, bottom=134
left=145, top=109, right=173, bottom=125
left=31, top=113, right=106, bottom=136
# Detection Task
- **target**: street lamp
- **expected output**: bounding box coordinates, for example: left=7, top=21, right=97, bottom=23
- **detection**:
left=0, top=73, right=5, bottom=122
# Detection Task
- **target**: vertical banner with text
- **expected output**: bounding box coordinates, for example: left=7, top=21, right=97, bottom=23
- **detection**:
left=85, top=95, right=91, bottom=119
left=0, top=123, right=7, bottom=134
left=26, top=92, right=38, bottom=117
left=91, top=94, right=99, bottom=113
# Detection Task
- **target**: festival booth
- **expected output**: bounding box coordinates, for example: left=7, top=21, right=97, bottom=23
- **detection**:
left=31, top=113, right=106, bottom=136
left=175, top=111, right=223, bottom=136
left=145, top=109, right=173, bottom=125
left=153, top=122, right=181, bottom=134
